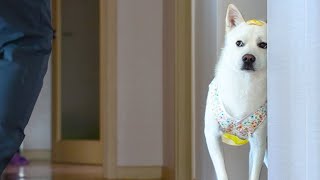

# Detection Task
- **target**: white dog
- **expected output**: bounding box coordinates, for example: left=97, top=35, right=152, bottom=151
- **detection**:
left=204, top=4, right=267, bottom=180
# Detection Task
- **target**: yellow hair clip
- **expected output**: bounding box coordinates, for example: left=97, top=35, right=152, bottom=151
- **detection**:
left=246, top=19, right=265, bottom=26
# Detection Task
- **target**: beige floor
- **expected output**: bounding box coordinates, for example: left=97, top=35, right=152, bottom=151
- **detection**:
left=2, top=161, right=104, bottom=180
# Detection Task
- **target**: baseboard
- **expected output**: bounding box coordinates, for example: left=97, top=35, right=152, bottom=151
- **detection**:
left=162, top=167, right=174, bottom=180
left=21, top=150, right=51, bottom=161
left=162, top=167, right=196, bottom=180
left=117, top=166, right=162, bottom=179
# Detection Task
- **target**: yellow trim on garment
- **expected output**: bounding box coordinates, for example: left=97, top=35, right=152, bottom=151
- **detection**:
left=222, top=133, right=249, bottom=146
left=246, top=19, right=265, bottom=26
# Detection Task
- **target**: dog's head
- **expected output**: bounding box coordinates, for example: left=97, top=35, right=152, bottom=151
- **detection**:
left=222, top=4, right=267, bottom=72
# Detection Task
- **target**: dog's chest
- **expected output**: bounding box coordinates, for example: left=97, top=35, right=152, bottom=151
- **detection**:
left=218, top=77, right=266, bottom=119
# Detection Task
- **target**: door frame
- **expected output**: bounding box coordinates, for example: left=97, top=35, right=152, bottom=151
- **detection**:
left=174, top=0, right=193, bottom=179
left=100, top=0, right=118, bottom=178
left=53, top=0, right=193, bottom=178
left=163, top=0, right=193, bottom=179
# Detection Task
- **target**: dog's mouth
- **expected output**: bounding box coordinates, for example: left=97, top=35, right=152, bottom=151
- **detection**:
left=241, top=63, right=255, bottom=71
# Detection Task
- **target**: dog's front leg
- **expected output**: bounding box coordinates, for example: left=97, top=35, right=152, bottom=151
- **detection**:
left=248, top=121, right=267, bottom=180
left=205, top=127, right=228, bottom=180
left=204, top=82, right=228, bottom=180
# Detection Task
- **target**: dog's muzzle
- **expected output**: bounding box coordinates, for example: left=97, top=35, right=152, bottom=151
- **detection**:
left=241, top=54, right=255, bottom=71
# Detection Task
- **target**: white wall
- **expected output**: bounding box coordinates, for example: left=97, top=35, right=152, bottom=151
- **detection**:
left=117, top=0, right=163, bottom=166
left=194, top=0, right=267, bottom=179
left=24, top=58, right=52, bottom=150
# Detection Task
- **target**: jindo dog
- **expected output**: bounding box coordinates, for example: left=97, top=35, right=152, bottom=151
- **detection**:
left=204, top=4, right=267, bottom=180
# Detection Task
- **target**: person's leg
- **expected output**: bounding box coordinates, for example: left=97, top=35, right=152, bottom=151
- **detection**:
left=0, top=0, right=52, bottom=173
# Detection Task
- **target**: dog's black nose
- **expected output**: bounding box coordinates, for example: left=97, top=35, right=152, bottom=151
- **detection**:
left=242, top=54, right=256, bottom=63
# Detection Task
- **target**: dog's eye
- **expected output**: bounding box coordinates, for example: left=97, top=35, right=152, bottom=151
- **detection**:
left=258, top=42, right=267, bottom=49
left=236, top=40, right=245, bottom=47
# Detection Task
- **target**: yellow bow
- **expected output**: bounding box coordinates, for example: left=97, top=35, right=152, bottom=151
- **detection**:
left=222, top=133, right=249, bottom=146
left=246, top=19, right=266, bottom=26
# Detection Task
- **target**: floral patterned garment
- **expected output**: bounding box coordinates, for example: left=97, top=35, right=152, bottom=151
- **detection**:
left=209, top=79, right=267, bottom=140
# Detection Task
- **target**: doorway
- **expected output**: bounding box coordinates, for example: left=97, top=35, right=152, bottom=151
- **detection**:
left=193, top=0, right=267, bottom=179
left=51, top=0, right=104, bottom=164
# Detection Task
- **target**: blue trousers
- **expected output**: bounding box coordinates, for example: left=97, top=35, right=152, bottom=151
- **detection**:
left=0, top=0, right=52, bottom=173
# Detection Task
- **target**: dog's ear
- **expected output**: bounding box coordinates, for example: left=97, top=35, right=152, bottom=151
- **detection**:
left=226, top=4, right=245, bottom=32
